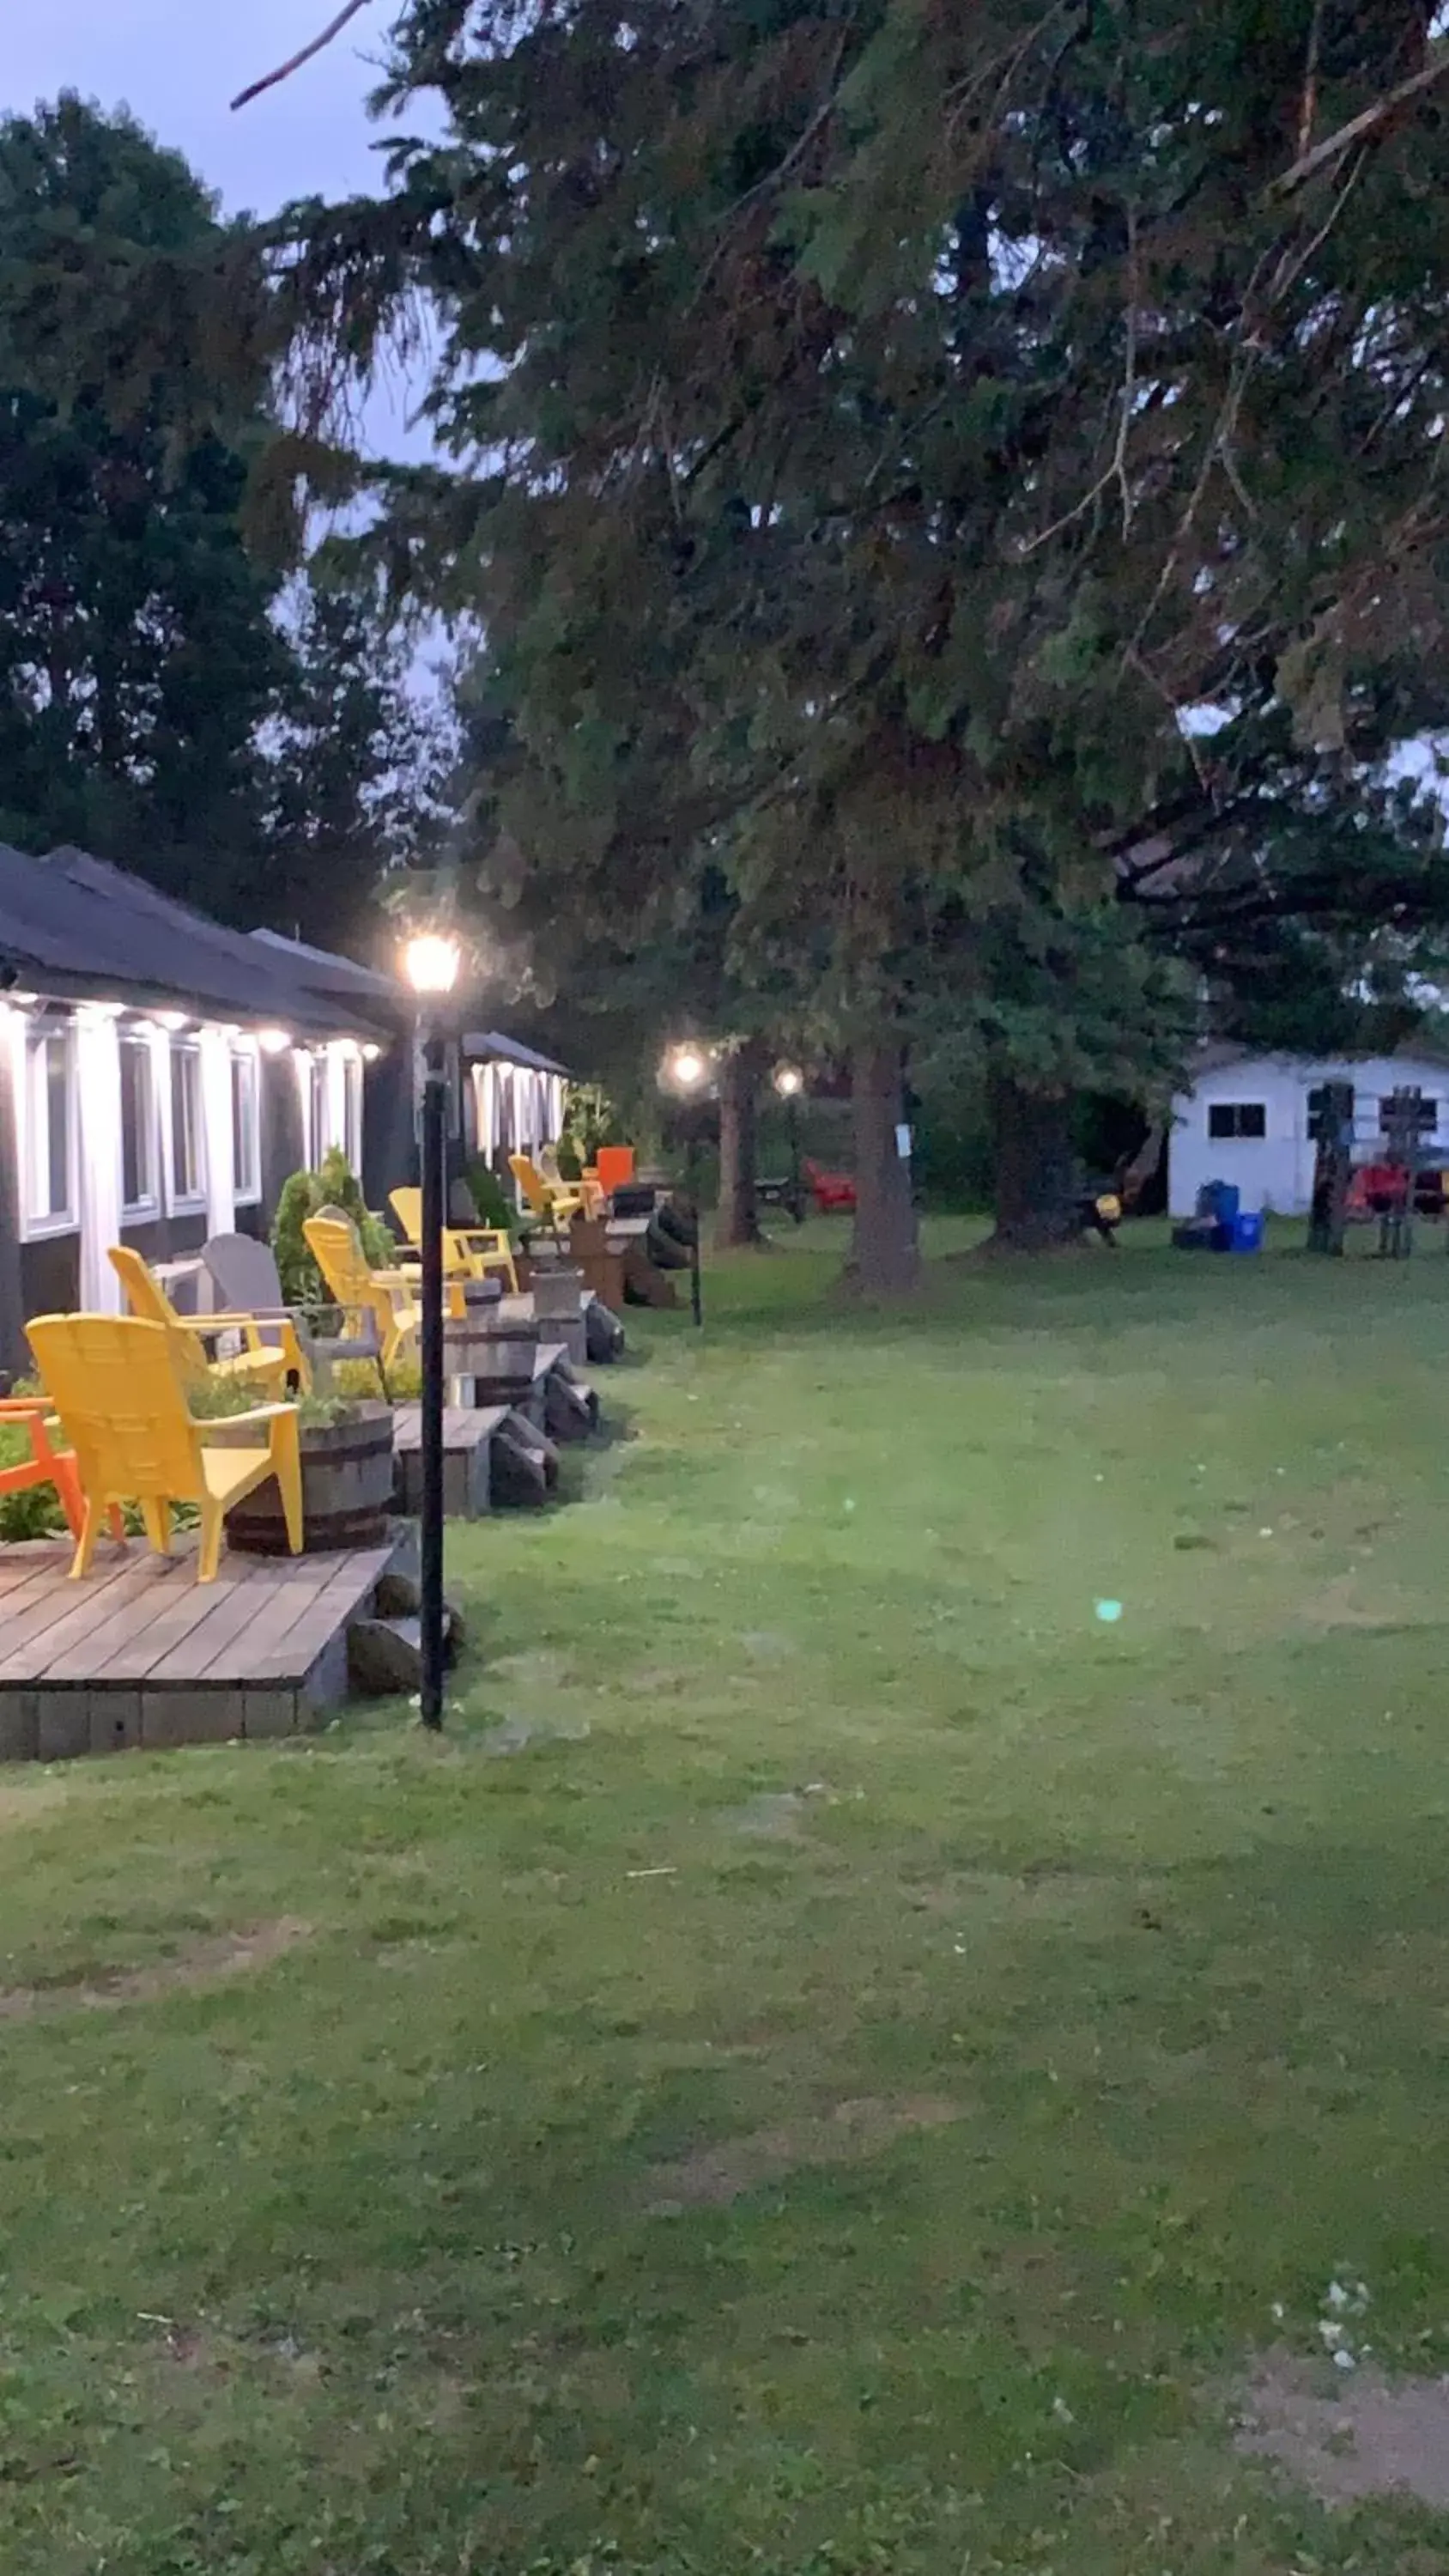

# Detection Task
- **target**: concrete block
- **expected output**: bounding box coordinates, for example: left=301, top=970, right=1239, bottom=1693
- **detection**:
left=89, top=1693, right=142, bottom=1759
left=0, top=1693, right=38, bottom=1764
left=242, top=1691, right=300, bottom=1741
left=141, top=1691, right=244, bottom=1751
left=36, top=1692, right=92, bottom=1763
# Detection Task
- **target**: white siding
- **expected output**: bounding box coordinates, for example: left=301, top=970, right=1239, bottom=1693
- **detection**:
left=1168, top=1055, right=1449, bottom=1218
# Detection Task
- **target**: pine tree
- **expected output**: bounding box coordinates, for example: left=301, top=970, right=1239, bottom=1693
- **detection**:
left=0, top=97, right=288, bottom=893
left=276, top=0, right=1449, bottom=1273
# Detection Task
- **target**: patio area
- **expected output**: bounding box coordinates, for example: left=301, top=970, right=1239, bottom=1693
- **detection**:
left=0, top=1534, right=402, bottom=1757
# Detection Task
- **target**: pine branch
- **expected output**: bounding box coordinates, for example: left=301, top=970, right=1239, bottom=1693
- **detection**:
left=1296, top=0, right=1325, bottom=159
left=1265, top=39, right=1449, bottom=201
left=232, top=0, right=375, bottom=112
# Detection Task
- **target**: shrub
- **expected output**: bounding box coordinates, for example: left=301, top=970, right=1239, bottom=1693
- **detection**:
left=185, top=1372, right=276, bottom=1420
left=334, top=1354, right=421, bottom=1404
left=559, top=1078, right=621, bottom=1178
left=272, top=1151, right=395, bottom=1308
left=0, top=1417, right=64, bottom=1542
left=464, top=1162, right=515, bottom=1235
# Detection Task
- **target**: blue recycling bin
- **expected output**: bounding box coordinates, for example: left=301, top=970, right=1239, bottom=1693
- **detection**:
left=1231, top=1210, right=1265, bottom=1254
left=1197, top=1180, right=1240, bottom=1227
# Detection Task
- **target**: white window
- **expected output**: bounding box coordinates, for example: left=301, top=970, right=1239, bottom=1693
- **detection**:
left=231, top=1048, right=261, bottom=1203
left=21, top=1019, right=75, bottom=1235
left=119, top=1033, right=160, bottom=1216
left=168, top=1041, right=206, bottom=1207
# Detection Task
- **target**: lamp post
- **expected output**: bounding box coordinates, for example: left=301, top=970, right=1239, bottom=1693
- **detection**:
left=773, top=1064, right=805, bottom=1224
left=403, top=930, right=463, bottom=1731
left=660, top=1042, right=710, bottom=1327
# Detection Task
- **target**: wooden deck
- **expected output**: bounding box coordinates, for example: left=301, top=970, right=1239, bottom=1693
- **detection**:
left=0, top=1535, right=400, bottom=1763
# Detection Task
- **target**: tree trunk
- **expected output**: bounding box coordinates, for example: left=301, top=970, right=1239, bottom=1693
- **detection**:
left=715, top=1042, right=764, bottom=1249
left=846, top=1042, right=921, bottom=1296
left=986, top=1076, right=1079, bottom=1249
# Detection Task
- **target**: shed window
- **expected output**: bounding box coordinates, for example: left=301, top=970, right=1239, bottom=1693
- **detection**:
left=1208, top=1102, right=1266, bottom=1140
left=1378, top=1096, right=1439, bottom=1136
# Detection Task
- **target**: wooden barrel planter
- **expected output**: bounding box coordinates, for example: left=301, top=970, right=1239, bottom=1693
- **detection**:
left=225, top=1402, right=395, bottom=1555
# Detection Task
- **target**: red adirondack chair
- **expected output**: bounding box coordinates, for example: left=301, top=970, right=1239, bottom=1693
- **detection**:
left=803, top=1157, right=858, bottom=1214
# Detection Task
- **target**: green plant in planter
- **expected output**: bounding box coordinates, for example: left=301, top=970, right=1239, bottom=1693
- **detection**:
left=334, top=1354, right=421, bottom=1405
left=559, top=1078, right=621, bottom=1179
left=464, top=1162, right=515, bottom=1236
left=185, top=1372, right=276, bottom=1421
left=298, top=1388, right=382, bottom=1431
left=272, top=1151, right=395, bottom=1309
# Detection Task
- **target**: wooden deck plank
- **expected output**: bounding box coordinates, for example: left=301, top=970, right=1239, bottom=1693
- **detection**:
left=242, top=1546, right=396, bottom=1683
left=146, top=1554, right=330, bottom=1686
left=88, top=1552, right=273, bottom=1685
left=0, top=1543, right=71, bottom=1600
left=392, top=1405, right=510, bottom=1451
left=181, top=1546, right=347, bottom=1690
left=0, top=1548, right=175, bottom=1682
left=205, top=1545, right=394, bottom=1685
left=202, top=1550, right=366, bottom=1684
left=47, top=1541, right=265, bottom=1681
left=0, top=1547, right=86, bottom=1619
left=0, top=1540, right=132, bottom=1633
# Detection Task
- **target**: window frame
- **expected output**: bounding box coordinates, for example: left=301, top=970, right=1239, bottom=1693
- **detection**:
left=230, top=1044, right=262, bottom=1206
left=1207, top=1101, right=1267, bottom=1141
left=119, top=1029, right=162, bottom=1221
left=1378, top=1095, right=1440, bottom=1138
left=18, top=1014, right=78, bottom=1241
left=167, top=1037, right=207, bottom=1213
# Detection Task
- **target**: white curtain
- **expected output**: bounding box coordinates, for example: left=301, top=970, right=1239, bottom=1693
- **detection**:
left=323, top=1043, right=350, bottom=1161
left=76, top=1009, right=123, bottom=1312
left=473, top=1062, right=499, bottom=1160
left=198, top=1025, right=235, bottom=1243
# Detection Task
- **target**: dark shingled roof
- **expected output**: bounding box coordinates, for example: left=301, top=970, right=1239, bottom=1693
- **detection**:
left=463, top=1030, right=571, bottom=1075
left=0, top=844, right=403, bottom=1039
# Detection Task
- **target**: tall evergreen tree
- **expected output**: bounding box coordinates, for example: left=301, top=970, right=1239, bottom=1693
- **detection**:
left=257, top=579, right=446, bottom=950
left=0, top=97, right=288, bottom=894
left=276, top=0, right=1449, bottom=1274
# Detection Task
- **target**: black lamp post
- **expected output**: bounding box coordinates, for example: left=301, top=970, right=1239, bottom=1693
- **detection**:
left=774, top=1064, right=805, bottom=1224
left=661, top=1043, right=710, bottom=1327
left=403, top=930, right=463, bottom=1731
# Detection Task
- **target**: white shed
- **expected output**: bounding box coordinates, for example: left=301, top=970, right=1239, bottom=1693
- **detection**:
left=1168, top=1046, right=1449, bottom=1218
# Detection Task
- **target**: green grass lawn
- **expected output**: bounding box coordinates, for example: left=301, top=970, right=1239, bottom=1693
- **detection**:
left=6, top=1220, right=1449, bottom=2573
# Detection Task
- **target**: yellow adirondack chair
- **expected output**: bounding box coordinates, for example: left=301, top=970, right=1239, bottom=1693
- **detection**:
left=109, top=1245, right=302, bottom=1398
left=304, top=1213, right=421, bottom=1377
left=509, top=1153, right=584, bottom=1228
left=389, top=1187, right=521, bottom=1297
left=26, top=1315, right=303, bottom=1584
